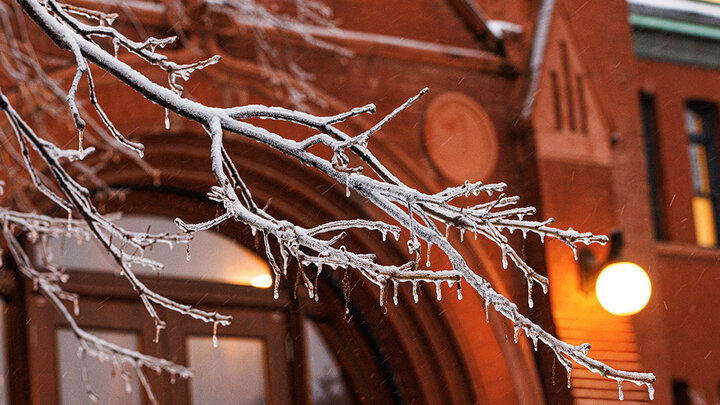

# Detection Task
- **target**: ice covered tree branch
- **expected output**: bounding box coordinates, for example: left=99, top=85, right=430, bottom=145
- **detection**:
left=2, top=0, right=656, bottom=402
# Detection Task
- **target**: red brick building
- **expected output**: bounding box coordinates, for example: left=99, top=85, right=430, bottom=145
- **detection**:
left=0, top=0, right=719, bottom=404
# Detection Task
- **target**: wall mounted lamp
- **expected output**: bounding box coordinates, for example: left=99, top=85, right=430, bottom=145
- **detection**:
left=578, top=231, right=651, bottom=316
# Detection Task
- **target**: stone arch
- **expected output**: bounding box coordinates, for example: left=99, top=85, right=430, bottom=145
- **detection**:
left=18, top=50, right=545, bottom=403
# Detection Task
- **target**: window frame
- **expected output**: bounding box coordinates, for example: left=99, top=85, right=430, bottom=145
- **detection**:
left=685, top=100, right=720, bottom=247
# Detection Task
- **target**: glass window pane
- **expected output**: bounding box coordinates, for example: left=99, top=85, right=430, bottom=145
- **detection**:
left=685, top=109, right=703, bottom=135
left=186, top=335, right=267, bottom=405
left=57, top=329, right=142, bottom=405
left=304, top=320, right=352, bottom=405
left=0, top=300, right=8, bottom=405
left=34, top=215, right=271, bottom=288
left=692, top=196, right=718, bottom=247
left=689, top=143, right=711, bottom=194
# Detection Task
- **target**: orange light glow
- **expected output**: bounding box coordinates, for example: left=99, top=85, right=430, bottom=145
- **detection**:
left=595, top=262, right=651, bottom=316
left=250, top=274, right=273, bottom=288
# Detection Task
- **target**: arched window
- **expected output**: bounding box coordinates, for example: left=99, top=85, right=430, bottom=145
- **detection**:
left=26, top=213, right=360, bottom=404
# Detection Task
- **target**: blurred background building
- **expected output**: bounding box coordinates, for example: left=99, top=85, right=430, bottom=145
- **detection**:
left=1, top=0, right=719, bottom=404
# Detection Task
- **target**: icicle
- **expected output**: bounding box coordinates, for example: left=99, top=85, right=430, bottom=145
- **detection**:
left=307, top=277, right=315, bottom=300
left=435, top=281, right=442, bottom=301
left=280, top=247, right=289, bottom=276
left=170, top=373, right=177, bottom=384
left=517, top=213, right=524, bottom=221
left=501, top=246, right=508, bottom=269
left=513, top=324, right=521, bottom=343
left=521, top=229, right=528, bottom=239
left=392, top=280, right=398, bottom=305
left=460, top=228, right=465, bottom=242
left=527, top=279, right=534, bottom=308
left=565, top=365, right=572, bottom=389
left=647, top=384, right=655, bottom=400
left=250, top=226, right=257, bottom=236
left=382, top=230, right=387, bottom=241
left=426, top=243, right=432, bottom=267
left=456, top=281, right=462, bottom=300
left=345, top=173, right=350, bottom=198
left=412, top=281, right=419, bottom=303
left=112, top=37, right=120, bottom=58
left=484, top=299, right=490, bottom=323
left=314, top=267, right=321, bottom=302
left=78, top=127, right=84, bottom=157
left=532, top=335, right=538, bottom=351
left=273, top=272, right=280, bottom=299
left=73, top=298, right=79, bottom=316
left=67, top=210, right=72, bottom=231
left=164, top=108, right=170, bottom=129
left=539, top=233, right=545, bottom=243
left=618, top=380, right=624, bottom=401
left=212, top=322, right=219, bottom=348
left=379, top=282, right=386, bottom=306
left=445, top=222, right=449, bottom=238
left=153, top=324, right=161, bottom=343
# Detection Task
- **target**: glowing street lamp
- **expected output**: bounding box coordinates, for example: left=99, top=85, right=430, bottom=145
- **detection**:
left=578, top=231, right=651, bottom=316
left=595, top=262, right=651, bottom=315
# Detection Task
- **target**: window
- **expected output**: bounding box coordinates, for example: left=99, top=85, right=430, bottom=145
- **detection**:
left=560, top=42, right=576, bottom=131
left=57, top=329, right=142, bottom=405
left=640, top=92, right=667, bottom=240
left=304, top=319, right=352, bottom=405
left=550, top=71, right=562, bottom=130
left=576, top=75, right=588, bottom=133
left=186, top=335, right=268, bottom=405
left=24, top=213, right=371, bottom=404
left=685, top=101, right=720, bottom=247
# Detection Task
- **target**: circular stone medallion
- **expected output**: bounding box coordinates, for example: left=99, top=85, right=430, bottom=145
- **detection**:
left=424, top=92, right=499, bottom=183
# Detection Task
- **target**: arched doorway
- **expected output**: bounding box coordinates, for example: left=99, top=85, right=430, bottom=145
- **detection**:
left=20, top=130, right=478, bottom=404
left=3, top=51, right=547, bottom=404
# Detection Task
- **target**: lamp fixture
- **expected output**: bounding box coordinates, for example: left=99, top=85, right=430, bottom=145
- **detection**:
left=578, top=231, right=651, bottom=316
